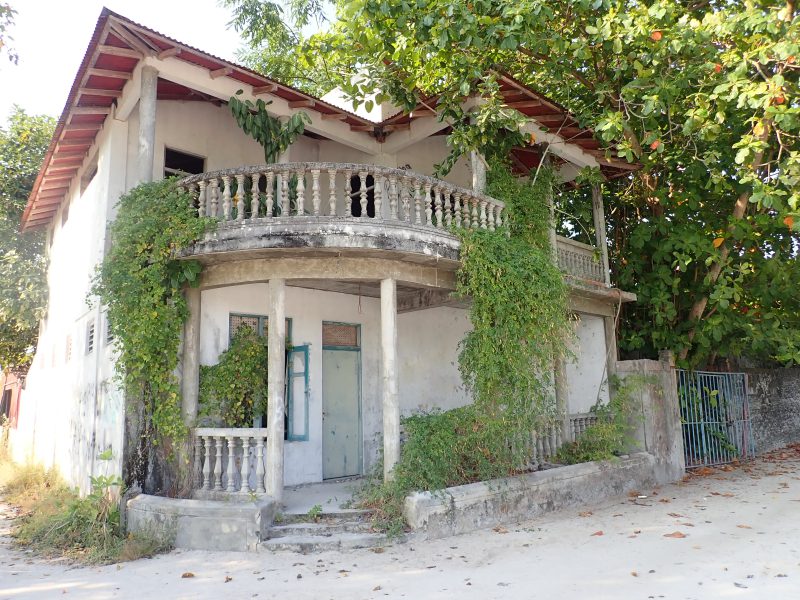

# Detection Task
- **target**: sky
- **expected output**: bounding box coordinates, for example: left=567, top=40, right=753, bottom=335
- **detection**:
left=0, top=0, right=244, bottom=121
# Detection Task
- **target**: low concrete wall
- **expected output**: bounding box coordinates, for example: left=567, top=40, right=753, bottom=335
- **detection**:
left=745, top=368, right=800, bottom=454
left=404, top=453, right=658, bottom=539
left=126, top=494, right=275, bottom=552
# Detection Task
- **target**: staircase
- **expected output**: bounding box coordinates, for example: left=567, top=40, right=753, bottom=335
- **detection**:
left=259, top=509, right=387, bottom=554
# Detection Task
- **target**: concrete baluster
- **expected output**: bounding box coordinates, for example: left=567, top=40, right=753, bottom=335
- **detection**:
left=250, top=173, right=260, bottom=218
left=222, top=176, right=232, bottom=221
left=235, top=174, right=246, bottom=221
left=311, top=169, right=321, bottom=216
left=265, top=172, right=274, bottom=217
left=226, top=435, right=237, bottom=492
left=213, top=436, right=224, bottom=490
left=328, top=169, right=337, bottom=216
left=239, top=436, right=251, bottom=494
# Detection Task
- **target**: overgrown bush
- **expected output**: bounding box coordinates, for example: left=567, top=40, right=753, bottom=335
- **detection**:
left=199, top=326, right=269, bottom=427
left=359, top=404, right=532, bottom=534
left=556, top=375, right=646, bottom=464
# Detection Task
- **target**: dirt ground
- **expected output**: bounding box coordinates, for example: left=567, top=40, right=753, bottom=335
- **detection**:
left=2, top=447, right=800, bottom=600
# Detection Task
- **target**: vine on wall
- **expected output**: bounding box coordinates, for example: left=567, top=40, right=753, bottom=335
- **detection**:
left=199, top=326, right=269, bottom=428
left=92, top=179, right=215, bottom=488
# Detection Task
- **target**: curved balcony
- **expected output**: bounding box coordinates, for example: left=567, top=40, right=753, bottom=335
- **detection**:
left=177, top=163, right=615, bottom=290
left=177, top=162, right=505, bottom=268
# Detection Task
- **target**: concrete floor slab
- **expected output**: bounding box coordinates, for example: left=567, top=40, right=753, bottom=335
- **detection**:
left=282, top=477, right=363, bottom=515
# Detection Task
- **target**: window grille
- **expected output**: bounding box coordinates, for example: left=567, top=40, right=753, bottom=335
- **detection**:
left=322, top=322, right=359, bottom=347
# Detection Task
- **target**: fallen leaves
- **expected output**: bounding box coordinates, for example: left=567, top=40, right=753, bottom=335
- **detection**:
left=181, top=572, right=195, bottom=579
left=493, top=526, right=509, bottom=534
left=667, top=512, right=684, bottom=518
left=579, top=511, right=593, bottom=517
left=591, top=530, right=604, bottom=537
left=224, top=576, right=233, bottom=583
left=736, top=524, right=752, bottom=529
left=663, top=531, right=688, bottom=538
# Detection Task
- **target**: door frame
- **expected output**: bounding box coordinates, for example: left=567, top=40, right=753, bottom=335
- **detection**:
left=321, top=321, right=363, bottom=479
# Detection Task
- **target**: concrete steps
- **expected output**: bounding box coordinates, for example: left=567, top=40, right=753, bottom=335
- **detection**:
left=260, top=511, right=388, bottom=553
left=259, top=531, right=387, bottom=553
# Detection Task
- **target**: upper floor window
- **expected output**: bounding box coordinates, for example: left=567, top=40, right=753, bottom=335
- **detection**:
left=164, top=148, right=205, bottom=178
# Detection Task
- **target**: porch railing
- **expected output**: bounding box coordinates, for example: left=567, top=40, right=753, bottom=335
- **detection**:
left=193, top=428, right=269, bottom=495
left=570, top=412, right=599, bottom=440
left=178, top=162, right=505, bottom=232
left=556, top=237, right=606, bottom=283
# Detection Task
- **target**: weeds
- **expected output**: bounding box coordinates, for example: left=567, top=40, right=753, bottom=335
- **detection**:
left=0, top=461, right=171, bottom=564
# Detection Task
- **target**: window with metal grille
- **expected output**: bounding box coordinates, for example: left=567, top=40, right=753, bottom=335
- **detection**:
left=322, top=322, right=360, bottom=348
left=86, top=321, right=95, bottom=354
left=228, top=313, right=293, bottom=344
left=65, top=335, right=72, bottom=362
left=106, top=315, right=114, bottom=345
left=229, top=314, right=266, bottom=342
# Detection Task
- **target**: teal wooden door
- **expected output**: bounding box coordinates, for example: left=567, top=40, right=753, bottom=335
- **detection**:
left=322, top=349, right=361, bottom=479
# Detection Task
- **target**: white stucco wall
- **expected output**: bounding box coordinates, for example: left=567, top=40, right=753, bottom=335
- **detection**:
left=565, top=313, right=610, bottom=414
left=14, top=117, right=127, bottom=493
left=398, top=306, right=472, bottom=414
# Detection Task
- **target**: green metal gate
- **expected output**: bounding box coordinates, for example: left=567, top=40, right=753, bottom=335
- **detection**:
left=677, top=370, right=755, bottom=468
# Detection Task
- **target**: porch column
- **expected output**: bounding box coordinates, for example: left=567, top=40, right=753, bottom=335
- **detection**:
left=180, top=286, right=201, bottom=425
left=591, top=184, right=612, bottom=286
left=265, top=278, right=286, bottom=501
left=470, top=151, right=487, bottom=193
left=380, top=278, right=400, bottom=481
left=136, top=65, right=158, bottom=184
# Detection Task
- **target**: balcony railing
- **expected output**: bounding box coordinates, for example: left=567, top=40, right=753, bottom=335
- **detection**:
left=556, top=237, right=606, bottom=284
left=178, top=162, right=505, bottom=232
left=193, top=427, right=269, bottom=496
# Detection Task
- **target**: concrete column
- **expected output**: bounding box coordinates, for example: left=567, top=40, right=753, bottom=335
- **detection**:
left=265, top=278, right=286, bottom=501
left=470, top=151, right=486, bottom=193
left=555, top=357, right=571, bottom=442
left=591, top=184, right=612, bottom=286
left=604, top=313, right=618, bottom=376
left=380, top=278, right=400, bottom=481
left=181, top=286, right=201, bottom=425
left=136, top=65, right=158, bottom=184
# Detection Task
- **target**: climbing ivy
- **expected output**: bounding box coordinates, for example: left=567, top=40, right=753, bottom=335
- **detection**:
left=92, top=179, right=215, bottom=466
left=457, top=164, right=570, bottom=437
left=359, top=163, right=572, bottom=532
left=199, top=326, right=269, bottom=428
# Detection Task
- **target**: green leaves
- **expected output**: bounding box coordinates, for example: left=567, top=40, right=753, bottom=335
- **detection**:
left=0, top=107, right=54, bottom=372
left=228, top=93, right=311, bottom=163
left=199, top=326, right=268, bottom=428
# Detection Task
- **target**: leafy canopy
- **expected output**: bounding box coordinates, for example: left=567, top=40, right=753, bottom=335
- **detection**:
left=224, top=0, right=800, bottom=366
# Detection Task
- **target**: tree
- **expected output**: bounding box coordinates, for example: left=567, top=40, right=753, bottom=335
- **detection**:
left=225, top=0, right=800, bottom=366
left=0, top=107, right=54, bottom=372
left=0, top=2, right=17, bottom=64
left=221, top=0, right=343, bottom=96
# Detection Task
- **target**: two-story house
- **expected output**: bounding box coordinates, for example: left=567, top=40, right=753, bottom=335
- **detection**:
left=11, top=9, right=636, bottom=501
